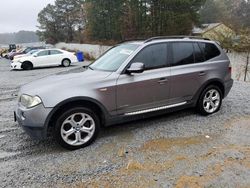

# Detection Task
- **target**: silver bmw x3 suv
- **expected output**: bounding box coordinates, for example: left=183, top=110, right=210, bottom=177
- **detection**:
left=15, top=36, right=233, bottom=150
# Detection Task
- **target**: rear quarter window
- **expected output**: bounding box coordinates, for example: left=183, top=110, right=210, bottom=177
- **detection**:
left=198, top=42, right=221, bottom=61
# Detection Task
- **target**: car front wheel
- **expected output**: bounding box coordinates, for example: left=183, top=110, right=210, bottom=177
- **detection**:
left=22, top=62, right=33, bottom=70
left=54, top=107, right=100, bottom=150
left=197, top=85, right=222, bottom=116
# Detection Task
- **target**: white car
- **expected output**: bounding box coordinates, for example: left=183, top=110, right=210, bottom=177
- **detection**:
left=11, top=49, right=78, bottom=70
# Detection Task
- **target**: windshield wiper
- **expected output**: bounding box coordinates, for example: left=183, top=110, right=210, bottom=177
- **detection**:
left=82, top=65, right=93, bottom=70
left=88, top=66, right=94, bottom=70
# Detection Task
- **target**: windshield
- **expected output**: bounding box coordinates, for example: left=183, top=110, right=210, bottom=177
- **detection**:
left=23, top=48, right=32, bottom=53
left=90, top=43, right=140, bottom=72
left=28, top=50, right=38, bottom=55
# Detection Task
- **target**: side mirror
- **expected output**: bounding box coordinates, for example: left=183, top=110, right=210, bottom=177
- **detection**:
left=33, top=54, right=37, bottom=57
left=126, top=62, right=145, bottom=74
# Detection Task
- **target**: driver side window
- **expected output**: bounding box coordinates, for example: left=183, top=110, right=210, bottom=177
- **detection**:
left=132, top=43, right=168, bottom=70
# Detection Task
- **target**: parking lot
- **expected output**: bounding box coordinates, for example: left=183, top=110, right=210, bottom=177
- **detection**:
left=0, top=57, right=250, bottom=187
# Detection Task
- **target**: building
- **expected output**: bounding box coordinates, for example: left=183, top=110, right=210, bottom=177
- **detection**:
left=192, top=23, right=235, bottom=41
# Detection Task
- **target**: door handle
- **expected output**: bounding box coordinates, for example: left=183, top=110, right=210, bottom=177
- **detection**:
left=158, top=78, right=168, bottom=84
left=199, top=71, right=206, bottom=76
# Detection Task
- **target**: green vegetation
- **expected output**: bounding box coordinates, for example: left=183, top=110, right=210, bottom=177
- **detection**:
left=37, top=0, right=250, bottom=53
left=200, top=0, right=250, bottom=30
left=37, top=0, right=205, bottom=44
left=200, top=0, right=250, bottom=54
left=37, top=0, right=84, bottom=44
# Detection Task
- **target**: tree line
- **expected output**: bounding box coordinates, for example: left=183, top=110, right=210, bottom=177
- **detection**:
left=37, top=0, right=250, bottom=45
left=0, top=31, right=39, bottom=44
left=200, top=0, right=250, bottom=30
left=37, top=0, right=205, bottom=44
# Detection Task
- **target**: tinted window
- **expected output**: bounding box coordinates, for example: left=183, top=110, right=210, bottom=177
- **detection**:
left=199, top=42, right=221, bottom=61
left=193, top=43, right=205, bottom=63
left=37, top=50, right=49, bottom=57
left=132, top=43, right=167, bottom=70
left=172, top=42, right=194, bottom=66
left=50, top=50, right=63, bottom=55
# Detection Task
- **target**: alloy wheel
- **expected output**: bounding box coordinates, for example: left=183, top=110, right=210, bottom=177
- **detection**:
left=203, top=89, right=221, bottom=114
left=60, top=113, right=95, bottom=146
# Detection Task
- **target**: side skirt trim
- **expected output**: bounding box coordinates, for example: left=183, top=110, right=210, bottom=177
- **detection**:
left=124, top=102, right=187, bottom=116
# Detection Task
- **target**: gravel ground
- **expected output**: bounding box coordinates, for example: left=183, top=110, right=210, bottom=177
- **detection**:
left=0, top=57, right=250, bottom=188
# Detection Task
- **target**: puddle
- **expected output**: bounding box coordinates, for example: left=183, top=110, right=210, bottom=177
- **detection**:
left=141, top=136, right=208, bottom=151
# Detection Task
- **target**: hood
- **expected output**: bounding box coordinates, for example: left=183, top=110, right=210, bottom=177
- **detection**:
left=14, top=54, right=28, bottom=59
left=20, top=69, right=112, bottom=96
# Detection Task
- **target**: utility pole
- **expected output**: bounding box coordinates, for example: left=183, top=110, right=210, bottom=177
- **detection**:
left=244, top=52, right=249, bottom=82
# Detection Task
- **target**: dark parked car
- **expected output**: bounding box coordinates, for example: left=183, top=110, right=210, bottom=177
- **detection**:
left=8, top=44, right=16, bottom=52
left=15, top=36, right=233, bottom=150
left=9, top=46, right=45, bottom=60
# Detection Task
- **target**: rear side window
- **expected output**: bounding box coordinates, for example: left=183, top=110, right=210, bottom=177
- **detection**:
left=50, top=50, right=63, bottom=55
left=193, top=43, right=205, bottom=63
left=132, top=43, right=167, bottom=70
left=171, top=42, right=194, bottom=66
left=37, top=50, right=49, bottom=56
left=199, top=42, right=221, bottom=61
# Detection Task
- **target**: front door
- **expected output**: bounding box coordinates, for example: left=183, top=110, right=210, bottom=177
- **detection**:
left=116, top=43, right=170, bottom=115
left=35, top=50, right=52, bottom=67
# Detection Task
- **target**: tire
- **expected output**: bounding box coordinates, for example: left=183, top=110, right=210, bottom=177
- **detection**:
left=197, top=85, right=222, bottom=116
left=22, top=62, right=33, bottom=70
left=62, top=59, right=71, bottom=67
left=54, top=107, right=100, bottom=150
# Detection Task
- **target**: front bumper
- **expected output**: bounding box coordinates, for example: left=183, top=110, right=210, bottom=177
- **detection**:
left=11, top=62, right=22, bottom=70
left=15, top=103, right=53, bottom=140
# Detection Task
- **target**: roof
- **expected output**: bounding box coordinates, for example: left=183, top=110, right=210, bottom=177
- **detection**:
left=192, top=23, right=222, bottom=34
left=124, top=36, right=213, bottom=45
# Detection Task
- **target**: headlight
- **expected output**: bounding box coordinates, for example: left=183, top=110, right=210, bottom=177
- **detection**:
left=20, top=94, right=42, bottom=108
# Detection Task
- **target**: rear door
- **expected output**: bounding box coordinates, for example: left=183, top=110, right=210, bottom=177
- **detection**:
left=116, top=43, right=171, bottom=115
left=34, top=50, right=51, bottom=67
left=169, top=42, right=224, bottom=105
left=49, top=50, right=64, bottom=65
left=169, top=42, right=201, bottom=104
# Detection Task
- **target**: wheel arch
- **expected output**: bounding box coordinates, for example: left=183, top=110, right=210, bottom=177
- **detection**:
left=45, top=97, right=110, bottom=136
left=62, top=58, right=71, bottom=64
left=21, top=61, right=33, bottom=69
left=193, top=78, right=225, bottom=105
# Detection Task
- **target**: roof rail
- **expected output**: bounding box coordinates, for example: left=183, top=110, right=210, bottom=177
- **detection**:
left=118, top=38, right=146, bottom=44
left=144, top=36, right=211, bottom=43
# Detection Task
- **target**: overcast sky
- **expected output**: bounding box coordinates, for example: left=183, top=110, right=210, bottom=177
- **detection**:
left=0, top=0, right=55, bottom=33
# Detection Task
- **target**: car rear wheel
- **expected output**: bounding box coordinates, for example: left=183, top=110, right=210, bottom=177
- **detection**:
left=62, top=59, right=71, bottom=67
left=197, top=85, right=222, bottom=116
left=22, top=62, right=33, bottom=70
left=54, top=107, right=100, bottom=150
